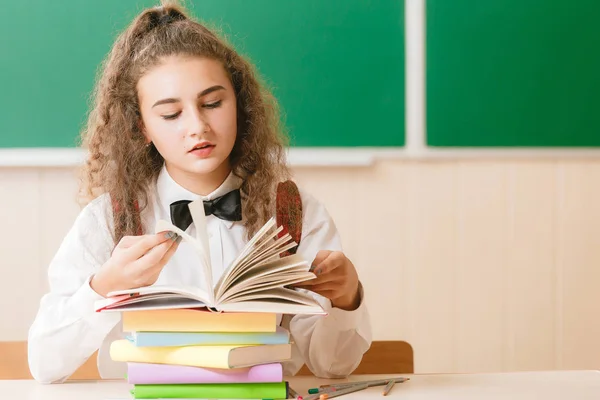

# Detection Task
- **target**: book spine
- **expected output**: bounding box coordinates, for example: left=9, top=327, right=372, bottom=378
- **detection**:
left=126, top=362, right=283, bottom=384
left=110, top=340, right=232, bottom=369
left=131, top=331, right=289, bottom=347
left=131, top=382, right=287, bottom=399
left=122, top=310, right=277, bottom=333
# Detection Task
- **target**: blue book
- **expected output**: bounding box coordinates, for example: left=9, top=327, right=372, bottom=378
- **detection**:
left=126, top=325, right=290, bottom=347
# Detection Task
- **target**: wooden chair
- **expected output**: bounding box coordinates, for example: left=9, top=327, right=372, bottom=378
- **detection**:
left=0, top=341, right=100, bottom=380
left=0, top=340, right=413, bottom=379
left=297, top=341, right=414, bottom=375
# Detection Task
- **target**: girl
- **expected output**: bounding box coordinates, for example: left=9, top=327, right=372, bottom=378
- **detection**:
left=28, top=1, right=371, bottom=384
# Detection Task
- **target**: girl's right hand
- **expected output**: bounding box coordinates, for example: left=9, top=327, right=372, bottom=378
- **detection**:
left=90, top=232, right=181, bottom=298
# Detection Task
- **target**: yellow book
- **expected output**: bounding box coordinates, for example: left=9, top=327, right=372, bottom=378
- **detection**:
left=109, top=339, right=292, bottom=369
left=121, top=309, right=276, bottom=333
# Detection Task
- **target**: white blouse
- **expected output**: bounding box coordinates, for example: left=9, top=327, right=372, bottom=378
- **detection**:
left=27, top=166, right=372, bottom=384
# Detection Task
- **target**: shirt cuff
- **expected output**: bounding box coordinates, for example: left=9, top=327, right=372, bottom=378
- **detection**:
left=68, top=275, right=120, bottom=324
left=325, top=281, right=367, bottom=331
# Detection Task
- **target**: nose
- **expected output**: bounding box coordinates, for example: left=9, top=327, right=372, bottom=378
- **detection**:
left=186, top=107, right=209, bottom=137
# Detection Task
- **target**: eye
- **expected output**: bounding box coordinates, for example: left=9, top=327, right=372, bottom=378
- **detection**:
left=203, top=100, right=222, bottom=109
left=162, top=111, right=181, bottom=120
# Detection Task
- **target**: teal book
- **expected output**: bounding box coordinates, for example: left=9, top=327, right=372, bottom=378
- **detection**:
left=127, top=326, right=289, bottom=347
left=130, top=381, right=288, bottom=399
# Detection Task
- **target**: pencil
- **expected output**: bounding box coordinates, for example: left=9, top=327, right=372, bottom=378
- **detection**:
left=288, top=385, right=299, bottom=399
left=319, top=377, right=409, bottom=390
left=302, top=383, right=369, bottom=400
left=382, top=380, right=395, bottom=396
left=321, top=384, right=369, bottom=399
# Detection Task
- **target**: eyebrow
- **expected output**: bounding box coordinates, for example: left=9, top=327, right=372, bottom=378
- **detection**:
left=151, top=85, right=226, bottom=108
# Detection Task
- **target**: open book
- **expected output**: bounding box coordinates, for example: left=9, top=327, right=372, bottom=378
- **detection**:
left=95, top=198, right=325, bottom=315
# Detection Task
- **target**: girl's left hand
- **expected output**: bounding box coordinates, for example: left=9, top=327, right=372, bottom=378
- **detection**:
left=294, top=250, right=361, bottom=311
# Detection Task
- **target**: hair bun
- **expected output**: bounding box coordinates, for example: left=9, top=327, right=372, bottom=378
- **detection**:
left=149, top=6, right=186, bottom=28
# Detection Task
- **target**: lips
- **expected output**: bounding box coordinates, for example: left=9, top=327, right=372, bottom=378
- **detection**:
left=188, top=141, right=215, bottom=158
left=189, top=141, right=214, bottom=152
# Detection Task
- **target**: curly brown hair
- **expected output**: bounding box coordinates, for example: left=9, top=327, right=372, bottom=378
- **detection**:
left=79, top=0, right=290, bottom=243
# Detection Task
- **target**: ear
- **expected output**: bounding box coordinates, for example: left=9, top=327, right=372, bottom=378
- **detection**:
left=137, top=118, right=151, bottom=144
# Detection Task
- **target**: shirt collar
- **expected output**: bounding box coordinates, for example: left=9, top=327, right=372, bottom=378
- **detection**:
left=155, top=164, right=243, bottom=228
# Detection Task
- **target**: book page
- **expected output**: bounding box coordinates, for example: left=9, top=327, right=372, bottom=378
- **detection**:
left=231, top=254, right=309, bottom=285
left=233, top=233, right=296, bottom=275
left=154, top=219, right=210, bottom=269
left=155, top=199, right=213, bottom=304
left=224, top=287, right=321, bottom=305
left=98, top=297, right=207, bottom=312
left=217, top=288, right=325, bottom=315
left=227, top=221, right=283, bottom=269
left=219, top=301, right=325, bottom=315
left=217, top=254, right=310, bottom=301
left=214, top=218, right=279, bottom=292
left=106, top=285, right=210, bottom=305
left=188, top=200, right=213, bottom=298
left=215, top=234, right=298, bottom=299
left=227, top=266, right=310, bottom=294
left=220, top=272, right=314, bottom=304
left=224, top=288, right=320, bottom=305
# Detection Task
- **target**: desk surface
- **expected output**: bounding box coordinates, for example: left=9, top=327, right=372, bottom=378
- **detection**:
left=2, top=371, right=600, bottom=399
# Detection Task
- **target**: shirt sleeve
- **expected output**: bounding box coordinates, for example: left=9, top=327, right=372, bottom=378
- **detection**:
left=280, top=187, right=373, bottom=378
left=27, top=195, right=122, bottom=384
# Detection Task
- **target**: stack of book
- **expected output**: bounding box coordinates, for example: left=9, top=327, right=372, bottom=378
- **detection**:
left=95, top=209, right=327, bottom=399
left=109, top=308, right=292, bottom=399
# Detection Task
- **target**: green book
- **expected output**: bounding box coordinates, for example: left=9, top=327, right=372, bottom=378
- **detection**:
left=130, top=381, right=288, bottom=399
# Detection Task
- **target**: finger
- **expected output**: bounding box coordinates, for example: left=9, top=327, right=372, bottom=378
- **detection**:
left=294, top=279, right=341, bottom=290
left=116, top=235, right=144, bottom=249
left=136, top=238, right=181, bottom=285
left=124, top=232, right=176, bottom=260
left=295, top=272, right=340, bottom=287
left=317, top=290, right=338, bottom=299
left=155, top=236, right=181, bottom=268
left=310, top=250, right=332, bottom=271
left=130, top=237, right=175, bottom=269
left=298, top=287, right=338, bottom=299
left=296, top=282, right=340, bottom=292
left=117, top=231, right=175, bottom=249
left=313, top=252, right=345, bottom=275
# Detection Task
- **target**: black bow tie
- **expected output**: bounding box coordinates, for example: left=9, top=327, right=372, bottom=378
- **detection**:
left=169, top=189, right=242, bottom=231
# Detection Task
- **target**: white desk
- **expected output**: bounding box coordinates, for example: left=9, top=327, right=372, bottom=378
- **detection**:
left=2, top=371, right=600, bottom=399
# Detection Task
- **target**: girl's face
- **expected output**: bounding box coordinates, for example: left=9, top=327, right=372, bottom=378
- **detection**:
left=137, top=55, right=237, bottom=187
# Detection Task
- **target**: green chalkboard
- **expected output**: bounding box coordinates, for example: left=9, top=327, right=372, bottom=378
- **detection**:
left=426, top=0, right=600, bottom=147
left=0, top=1, right=405, bottom=148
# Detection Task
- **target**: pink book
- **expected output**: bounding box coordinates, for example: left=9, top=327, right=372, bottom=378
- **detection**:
left=126, top=362, right=283, bottom=384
